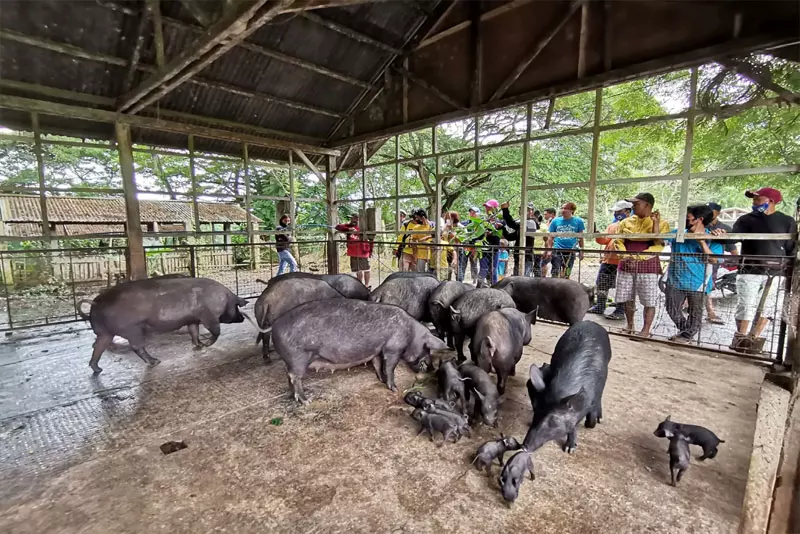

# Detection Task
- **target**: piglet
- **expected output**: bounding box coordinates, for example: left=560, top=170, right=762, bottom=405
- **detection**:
left=668, top=434, right=691, bottom=486
left=437, top=360, right=468, bottom=414
left=459, top=362, right=500, bottom=427
left=653, top=416, right=724, bottom=460
left=411, top=408, right=461, bottom=445
left=472, top=434, right=522, bottom=476
left=499, top=450, right=535, bottom=505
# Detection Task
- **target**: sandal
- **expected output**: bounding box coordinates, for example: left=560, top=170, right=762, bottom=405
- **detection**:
left=706, top=317, right=724, bottom=325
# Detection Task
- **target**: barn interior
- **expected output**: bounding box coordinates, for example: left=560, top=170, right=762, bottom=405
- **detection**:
left=0, top=0, right=799, bottom=532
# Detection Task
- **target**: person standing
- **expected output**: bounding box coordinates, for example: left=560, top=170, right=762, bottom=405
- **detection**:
left=477, top=199, right=503, bottom=286
left=538, top=208, right=556, bottom=277
left=703, top=202, right=737, bottom=324
left=335, top=213, right=373, bottom=288
left=664, top=205, right=724, bottom=343
left=588, top=200, right=632, bottom=319
left=724, top=188, right=797, bottom=350
left=395, top=211, right=414, bottom=272
left=275, top=214, right=298, bottom=275
left=500, top=201, right=538, bottom=276
left=613, top=192, right=671, bottom=338
left=457, top=207, right=480, bottom=283
left=406, top=209, right=434, bottom=272
left=496, top=239, right=510, bottom=280
left=544, top=202, right=585, bottom=278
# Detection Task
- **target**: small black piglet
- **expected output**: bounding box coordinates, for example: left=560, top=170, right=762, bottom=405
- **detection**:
left=499, top=450, right=535, bottom=505
left=412, top=408, right=461, bottom=445
left=668, top=434, right=691, bottom=487
left=653, top=415, right=724, bottom=460
left=471, top=434, right=522, bottom=476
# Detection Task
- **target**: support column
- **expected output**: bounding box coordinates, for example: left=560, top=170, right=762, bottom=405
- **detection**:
left=325, top=155, right=339, bottom=274
left=518, top=102, right=532, bottom=276
left=116, top=122, right=147, bottom=280
left=394, top=136, right=400, bottom=237
left=243, top=143, right=259, bottom=268
left=586, top=88, right=602, bottom=236
left=433, top=126, right=442, bottom=278
left=188, top=135, right=201, bottom=238
left=676, top=68, right=698, bottom=244
left=288, top=149, right=296, bottom=269
left=31, top=112, right=52, bottom=245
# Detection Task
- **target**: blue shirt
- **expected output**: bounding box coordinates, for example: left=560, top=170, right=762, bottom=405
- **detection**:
left=549, top=216, right=585, bottom=249
left=667, top=230, right=723, bottom=293
left=497, top=250, right=509, bottom=276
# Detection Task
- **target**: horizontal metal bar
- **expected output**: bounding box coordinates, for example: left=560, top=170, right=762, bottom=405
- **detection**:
left=524, top=232, right=796, bottom=240
left=335, top=192, right=429, bottom=203
left=441, top=164, right=524, bottom=177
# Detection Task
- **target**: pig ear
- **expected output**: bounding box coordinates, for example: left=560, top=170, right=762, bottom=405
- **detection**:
left=665, top=415, right=671, bottom=422
left=526, top=308, right=538, bottom=325
left=528, top=364, right=546, bottom=392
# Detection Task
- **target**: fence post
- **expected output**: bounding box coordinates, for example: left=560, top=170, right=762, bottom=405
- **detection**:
left=519, top=102, right=532, bottom=276
left=676, top=68, right=698, bottom=244
left=189, top=245, right=197, bottom=278
left=69, top=251, right=78, bottom=319
left=325, top=155, right=339, bottom=274
left=116, top=122, right=147, bottom=280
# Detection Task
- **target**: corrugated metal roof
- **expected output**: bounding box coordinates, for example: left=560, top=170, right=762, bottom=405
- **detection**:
left=0, top=195, right=259, bottom=224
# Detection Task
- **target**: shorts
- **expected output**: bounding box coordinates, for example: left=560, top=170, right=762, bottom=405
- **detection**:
left=596, top=263, right=618, bottom=291
left=615, top=272, right=660, bottom=308
left=735, top=274, right=776, bottom=321
left=349, top=256, right=370, bottom=272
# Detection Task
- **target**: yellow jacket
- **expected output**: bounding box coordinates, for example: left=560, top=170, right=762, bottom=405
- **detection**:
left=406, top=221, right=434, bottom=260
left=431, top=240, right=454, bottom=269
left=613, top=215, right=671, bottom=260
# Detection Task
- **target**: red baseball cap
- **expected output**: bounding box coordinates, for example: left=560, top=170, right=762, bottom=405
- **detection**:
left=745, top=187, right=782, bottom=203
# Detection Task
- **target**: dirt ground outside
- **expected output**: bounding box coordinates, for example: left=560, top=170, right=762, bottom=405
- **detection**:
left=0, top=316, right=764, bottom=533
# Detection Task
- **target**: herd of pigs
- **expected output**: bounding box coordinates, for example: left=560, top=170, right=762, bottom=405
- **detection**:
left=77, top=271, right=724, bottom=503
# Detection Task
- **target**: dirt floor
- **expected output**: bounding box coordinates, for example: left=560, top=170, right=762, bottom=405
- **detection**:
left=0, top=316, right=765, bottom=533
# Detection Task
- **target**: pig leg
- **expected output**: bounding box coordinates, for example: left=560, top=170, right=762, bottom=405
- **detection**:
left=528, top=458, right=536, bottom=480
left=88, top=333, right=113, bottom=374
left=383, top=351, right=401, bottom=392
left=497, top=372, right=507, bottom=396
left=563, top=429, right=577, bottom=454
left=187, top=324, right=204, bottom=350
left=454, top=333, right=466, bottom=362
left=126, top=327, right=160, bottom=367
left=676, top=467, right=686, bottom=483
left=287, top=372, right=308, bottom=404
left=698, top=446, right=716, bottom=461
left=371, top=356, right=385, bottom=383
left=670, top=468, right=679, bottom=487
left=199, top=313, right=221, bottom=347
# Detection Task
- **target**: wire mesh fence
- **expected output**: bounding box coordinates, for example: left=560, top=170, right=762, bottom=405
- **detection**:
left=0, top=239, right=793, bottom=362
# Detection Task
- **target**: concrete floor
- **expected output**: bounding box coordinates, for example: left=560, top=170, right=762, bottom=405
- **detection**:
left=0, top=317, right=765, bottom=533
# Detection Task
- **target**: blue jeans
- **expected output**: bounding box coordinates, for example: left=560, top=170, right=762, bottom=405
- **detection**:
left=457, top=250, right=478, bottom=283
left=551, top=249, right=576, bottom=278
left=277, top=249, right=297, bottom=275
left=478, top=252, right=499, bottom=285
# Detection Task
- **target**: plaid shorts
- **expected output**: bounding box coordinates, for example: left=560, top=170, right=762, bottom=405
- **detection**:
left=615, top=272, right=660, bottom=307
left=349, top=256, right=370, bottom=272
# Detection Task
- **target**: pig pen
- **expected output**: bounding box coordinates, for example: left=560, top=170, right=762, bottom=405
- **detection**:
left=0, top=319, right=764, bottom=533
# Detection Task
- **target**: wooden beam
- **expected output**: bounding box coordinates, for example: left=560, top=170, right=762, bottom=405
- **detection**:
left=490, top=0, right=583, bottom=102
left=300, top=12, right=401, bottom=55
left=0, top=28, right=127, bottom=66
left=330, top=34, right=794, bottom=147
left=146, top=0, right=165, bottom=69
left=544, top=96, right=556, bottom=129
left=718, top=57, right=800, bottom=104
left=603, top=0, right=613, bottom=71
left=585, top=88, right=601, bottom=237
left=402, top=57, right=409, bottom=124
left=123, top=0, right=296, bottom=114
left=325, top=155, right=339, bottom=274
left=675, top=68, right=698, bottom=244
left=123, top=5, right=149, bottom=92
left=393, top=66, right=466, bottom=110
left=469, top=1, right=483, bottom=107
left=30, top=112, right=52, bottom=243
left=577, top=2, right=589, bottom=78
left=293, top=148, right=325, bottom=181
left=0, top=95, right=341, bottom=156
left=416, top=0, right=534, bottom=50
left=116, top=122, right=147, bottom=280
left=188, top=135, right=202, bottom=234
left=420, top=1, right=459, bottom=42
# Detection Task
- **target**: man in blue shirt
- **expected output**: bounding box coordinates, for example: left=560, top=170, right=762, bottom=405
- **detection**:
left=664, top=204, right=724, bottom=343
left=544, top=201, right=585, bottom=278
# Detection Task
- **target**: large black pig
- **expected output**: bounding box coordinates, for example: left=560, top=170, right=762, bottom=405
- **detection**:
left=523, top=321, right=611, bottom=453
left=493, top=277, right=589, bottom=325
left=254, top=277, right=345, bottom=360
left=428, top=281, right=474, bottom=347
left=383, top=271, right=437, bottom=283
left=78, top=277, right=260, bottom=374
left=369, top=276, right=440, bottom=321
left=259, top=272, right=369, bottom=300
left=470, top=308, right=536, bottom=394
left=448, top=288, right=516, bottom=361
left=267, top=299, right=447, bottom=403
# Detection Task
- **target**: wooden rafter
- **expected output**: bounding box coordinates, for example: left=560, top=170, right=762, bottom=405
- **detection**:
left=490, top=0, right=584, bottom=102
left=718, top=57, right=800, bottom=105
left=122, top=5, right=149, bottom=92
left=393, top=66, right=466, bottom=111
left=146, top=0, right=165, bottom=68
left=300, top=11, right=401, bottom=55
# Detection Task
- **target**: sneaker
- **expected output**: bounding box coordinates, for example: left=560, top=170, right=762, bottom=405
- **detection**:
left=587, top=305, right=606, bottom=315
left=668, top=335, right=691, bottom=344
left=608, top=307, right=625, bottom=320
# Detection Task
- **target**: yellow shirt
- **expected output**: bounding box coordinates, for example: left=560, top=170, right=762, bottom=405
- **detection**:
left=431, top=240, right=454, bottom=269
left=406, top=221, right=434, bottom=260
left=613, top=215, right=671, bottom=260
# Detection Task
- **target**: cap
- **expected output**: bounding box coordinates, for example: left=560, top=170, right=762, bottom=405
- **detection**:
left=625, top=192, right=655, bottom=206
left=610, top=200, right=633, bottom=212
left=706, top=202, right=722, bottom=212
left=745, top=187, right=782, bottom=203
left=527, top=202, right=536, bottom=210
left=469, top=206, right=480, bottom=213
left=484, top=199, right=499, bottom=209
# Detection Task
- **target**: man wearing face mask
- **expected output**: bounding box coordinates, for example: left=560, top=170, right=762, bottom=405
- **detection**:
left=726, top=188, right=797, bottom=349
left=588, top=200, right=632, bottom=318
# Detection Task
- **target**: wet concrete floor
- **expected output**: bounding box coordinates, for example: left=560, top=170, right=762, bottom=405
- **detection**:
left=0, top=317, right=764, bottom=533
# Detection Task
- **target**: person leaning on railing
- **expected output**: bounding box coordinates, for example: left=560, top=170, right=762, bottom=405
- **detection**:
left=715, top=187, right=797, bottom=351
left=588, top=200, right=632, bottom=320
left=612, top=192, right=671, bottom=338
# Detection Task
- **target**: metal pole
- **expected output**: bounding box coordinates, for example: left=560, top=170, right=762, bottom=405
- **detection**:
left=361, top=142, right=367, bottom=212
left=394, top=135, right=400, bottom=236
left=325, top=155, right=339, bottom=274
left=676, top=67, right=698, bottom=243
left=519, top=102, right=532, bottom=276
left=30, top=112, right=52, bottom=245
left=188, top=135, right=201, bottom=237
left=586, top=88, right=602, bottom=237
left=433, top=126, right=442, bottom=277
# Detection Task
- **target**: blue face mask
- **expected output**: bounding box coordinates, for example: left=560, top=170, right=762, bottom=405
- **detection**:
left=614, top=212, right=628, bottom=222
left=752, top=202, right=769, bottom=214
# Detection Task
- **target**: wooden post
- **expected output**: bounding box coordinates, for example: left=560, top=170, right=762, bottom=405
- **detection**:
left=394, top=136, right=400, bottom=239
left=243, top=143, right=259, bottom=268
left=586, top=88, right=602, bottom=236
left=676, top=68, right=698, bottom=244
left=146, top=0, right=165, bottom=69
left=115, top=122, right=147, bottom=280
left=361, top=142, right=367, bottom=212
left=402, top=58, right=409, bottom=124
left=518, top=102, right=532, bottom=276
left=188, top=135, right=201, bottom=239
left=470, top=1, right=483, bottom=107
left=577, top=2, right=589, bottom=78
left=288, top=149, right=296, bottom=269
left=31, top=112, right=51, bottom=245
left=325, top=155, right=339, bottom=274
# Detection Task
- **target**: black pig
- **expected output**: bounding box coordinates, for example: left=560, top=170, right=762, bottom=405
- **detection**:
left=472, top=435, right=522, bottom=476
left=370, top=276, right=440, bottom=321
left=459, top=362, right=500, bottom=427
left=449, top=288, right=516, bottom=361
left=493, top=277, right=590, bottom=325
left=654, top=416, right=725, bottom=460
left=523, top=321, right=611, bottom=453
left=384, top=271, right=437, bottom=283
left=254, top=277, right=344, bottom=360
left=428, top=281, right=474, bottom=347
left=411, top=408, right=461, bottom=444
left=437, top=360, right=468, bottom=414
left=259, top=273, right=369, bottom=300
left=668, top=434, right=691, bottom=486
left=268, top=299, right=446, bottom=403
left=470, top=308, right=536, bottom=394
left=499, top=450, right=535, bottom=504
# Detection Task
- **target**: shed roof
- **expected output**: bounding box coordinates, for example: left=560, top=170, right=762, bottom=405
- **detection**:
left=0, top=0, right=796, bottom=165
left=0, top=195, right=258, bottom=224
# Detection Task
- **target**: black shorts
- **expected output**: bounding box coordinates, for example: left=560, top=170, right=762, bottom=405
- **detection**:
left=350, top=256, right=370, bottom=272
left=596, top=263, right=618, bottom=291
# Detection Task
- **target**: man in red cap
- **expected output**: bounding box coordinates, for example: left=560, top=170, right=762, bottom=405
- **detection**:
left=725, top=187, right=797, bottom=351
